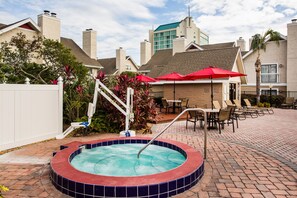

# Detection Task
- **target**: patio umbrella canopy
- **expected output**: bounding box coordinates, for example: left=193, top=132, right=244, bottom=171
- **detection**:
left=184, top=66, right=246, bottom=109
left=136, top=74, right=157, bottom=83
left=156, top=72, right=185, bottom=113
left=155, top=72, right=185, bottom=100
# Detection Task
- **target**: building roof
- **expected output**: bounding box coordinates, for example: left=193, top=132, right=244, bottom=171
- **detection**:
left=148, top=47, right=240, bottom=78
left=98, top=56, right=138, bottom=75
left=241, top=51, right=249, bottom=57
left=242, top=34, right=287, bottom=59
left=1, top=18, right=102, bottom=70
left=98, top=57, right=117, bottom=75
left=154, top=22, right=180, bottom=32
left=61, top=37, right=102, bottom=69
left=0, top=18, right=40, bottom=34
left=0, top=23, right=7, bottom=30
left=200, top=42, right=236, bottom=50
left=139, top=49, right=173, bottom=72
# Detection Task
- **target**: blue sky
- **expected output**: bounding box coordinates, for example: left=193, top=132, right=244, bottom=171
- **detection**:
left=0, top=0, right=296, bottom=64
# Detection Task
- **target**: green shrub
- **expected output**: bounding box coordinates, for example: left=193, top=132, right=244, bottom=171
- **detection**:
left=241, top=94, right=257, bottom=106
left=257, top=102, right=264, bottom=107
left=243, top=94, right=285, bottom=107
left=263, top=102, right=271, bottom=108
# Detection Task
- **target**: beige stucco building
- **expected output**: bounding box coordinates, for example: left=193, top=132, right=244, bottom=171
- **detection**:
left=0, top=11, right=102, bottom=76
left=98, top=47, right=139, bottom=75
left=241, top=19, right=297, bottom=98
left=139, top=40, right=246, bottom=108
left=140, top=17, right=209, bottom=65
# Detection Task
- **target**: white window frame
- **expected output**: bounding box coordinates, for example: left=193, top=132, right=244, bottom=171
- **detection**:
left=126, top=65, right=131, bottom=71
left=261, top=63, right=279, bottom=83
left=260, top=88, right=279, bottom=95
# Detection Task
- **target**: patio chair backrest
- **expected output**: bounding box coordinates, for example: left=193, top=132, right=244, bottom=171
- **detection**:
left=180, top=98, right=189, bottom=108
left=213, top=100, right=221, bottom=109
left=243, top=99, right=252, bottom=107
left=188, top=110, right=197, bottom=119
left=233, top=99, right=242, bottom=109
left=225, top=100, right=233, bottom=106
left=161, top=98, right=169, bottom=107
left=218, top=108, right=231, bottom=121
left=227, top=105, right=236, bottom=119
left=285, top=97, right=295, bottom=104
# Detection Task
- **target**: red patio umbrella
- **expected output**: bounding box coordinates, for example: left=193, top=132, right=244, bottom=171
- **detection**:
left=136, top=74, right=157, bottom=83
left=156, top=72, right=185, bottom=113
left=184, top=66, right=246, bottom=109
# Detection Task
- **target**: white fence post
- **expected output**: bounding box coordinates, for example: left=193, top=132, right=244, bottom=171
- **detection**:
left=58, top=77, right=63, bottom=134
left=25, top=77, right=30, bottom=84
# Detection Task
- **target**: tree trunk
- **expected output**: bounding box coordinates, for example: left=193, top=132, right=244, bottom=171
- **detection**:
left=255, top=58, right=261, bottom=104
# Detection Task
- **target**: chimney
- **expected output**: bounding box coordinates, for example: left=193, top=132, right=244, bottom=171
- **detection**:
left=83, top=29, right=97, bottom=59
left=172, top=36, right=187, bottom=55
left=236, top=37, right=246, bottom=51
left=44, top=10, right=50, bottom=15
left=37, top=11, right=61, bottom=41
left=116, top=47, right=126, bottom=74
left=149, top=29, right=154, bottom=55
left=249, top=37, right=253, bottom=50
left=286, top=19, right=297, bottom=91
left=140, top=39, right=152, bottom=65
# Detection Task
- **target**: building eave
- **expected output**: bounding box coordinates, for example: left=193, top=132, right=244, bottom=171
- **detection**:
left=242, top=34, right=287, bottom=59
left=85, top=64, right=103, bottom=69
left=0, top=18, right=40, bottom=35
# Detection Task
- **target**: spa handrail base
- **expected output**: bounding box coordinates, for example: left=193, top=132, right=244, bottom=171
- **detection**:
left=137, top=108, right=208, bottom=159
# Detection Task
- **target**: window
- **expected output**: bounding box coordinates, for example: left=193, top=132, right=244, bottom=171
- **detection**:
left=261, top=89, right=277, bottom=96
left=126, top=65, right=131, bottom=70
left=261, top=64, right=278, bottom=83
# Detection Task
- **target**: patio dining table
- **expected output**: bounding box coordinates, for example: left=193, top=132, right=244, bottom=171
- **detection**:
left=198, top=108, right=219, bottom=129
left=167, top=99, right=181, bottom=113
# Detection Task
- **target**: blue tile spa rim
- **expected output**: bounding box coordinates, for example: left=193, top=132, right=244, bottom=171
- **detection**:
left=50, top=137, right=204, bottom=197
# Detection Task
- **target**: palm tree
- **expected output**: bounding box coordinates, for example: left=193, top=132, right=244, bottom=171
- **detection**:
left=250, top=29, right=281, bottom=104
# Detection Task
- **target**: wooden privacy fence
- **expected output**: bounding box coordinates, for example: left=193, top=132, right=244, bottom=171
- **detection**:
left=0, top=78, right=63, bottom=151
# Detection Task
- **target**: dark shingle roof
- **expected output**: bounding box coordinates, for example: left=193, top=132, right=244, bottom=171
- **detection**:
left=0, top=23, right=7, bottom=30
left=98, top=57, right=117, bottom=74
left=60, top=37, right=102, bottom=68
left=241, top=51, right=249, bottom=56
left=200, top=42, right=235, bottom=50
left=139, top=49, right=173, bottom=71
left=149, top=47, right=240, bottom=77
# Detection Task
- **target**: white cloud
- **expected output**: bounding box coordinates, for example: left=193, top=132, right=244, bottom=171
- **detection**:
left=283, top=8, right=296, bottom=16
left=187, top=0, right=296, bottom=50
left=1, top=0, right=296, bottom=64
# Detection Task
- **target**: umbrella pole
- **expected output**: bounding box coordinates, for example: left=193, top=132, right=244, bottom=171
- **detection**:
left=211, top=77, right=213, bottom=109
left=173, top=80, right=176, bottom=113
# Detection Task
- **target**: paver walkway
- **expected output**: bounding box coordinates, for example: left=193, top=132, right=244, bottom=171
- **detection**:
left=0, top=109, right=296, bottom=197
left=153, top=108, right=297, bottom=170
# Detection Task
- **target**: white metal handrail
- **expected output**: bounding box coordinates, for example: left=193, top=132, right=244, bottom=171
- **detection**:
left=137, top=108, right=208, bottom=159
left=93, top=79, right=134, bottom=132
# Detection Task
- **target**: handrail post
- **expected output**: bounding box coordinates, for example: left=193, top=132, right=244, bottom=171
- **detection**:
left=137, top=108, right=208, bottom=159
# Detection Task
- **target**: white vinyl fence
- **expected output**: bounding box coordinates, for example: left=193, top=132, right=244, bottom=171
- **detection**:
left=0, top=78, right=63, bottom=151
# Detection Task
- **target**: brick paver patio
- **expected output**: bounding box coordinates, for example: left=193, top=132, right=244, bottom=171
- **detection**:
left=0, top=109, right=296, bottom=197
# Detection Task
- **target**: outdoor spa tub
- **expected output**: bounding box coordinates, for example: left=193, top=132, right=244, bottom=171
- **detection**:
left=50, top=137, right=204, bottom=197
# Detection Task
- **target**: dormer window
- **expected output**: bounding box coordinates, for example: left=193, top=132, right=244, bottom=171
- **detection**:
left=126, top=65, right=131, bottom=70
